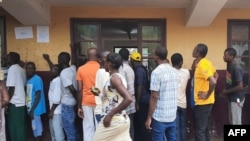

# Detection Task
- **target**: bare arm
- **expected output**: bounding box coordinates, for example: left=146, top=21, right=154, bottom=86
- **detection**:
left=103, top=76, right=132, bottom=127
left=68, top=85, right=77, bottom=100
left=43, top=54, right=54, bottom=70
left=8, top=87, right=15, bottom=100
left=135, top=84, right=142, bottom=111
left=198, top=76, right=217, bottom=99
left=1, top=83, right=9, bottom=107
left=29, top=90, right=41, bottom=119
left=145, top=90, right=158, bottom=130
left=221, top=81, right=243, bottom=96
left=77, top=80, right=83, bottom=118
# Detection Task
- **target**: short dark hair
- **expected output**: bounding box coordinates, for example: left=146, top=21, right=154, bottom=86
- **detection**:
left=225, top=47, right=237, bottom=57
left=26, top=62, right=36, bottom=70
left=119, top=48, right=129, bottom=61
left=171, top=53, right=183, bottom=66
left=106, top=53, right=123, bottom=69
left=155, top=46, right=168, bottom=60
left=8, top=52, right=20, bottom=64
left=58, top=52, right=70, bottom=64
left=196, top=43, right=208, bottom=57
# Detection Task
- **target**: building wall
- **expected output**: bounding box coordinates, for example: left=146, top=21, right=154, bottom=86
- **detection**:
left=2, top=7, right=250, bottom=70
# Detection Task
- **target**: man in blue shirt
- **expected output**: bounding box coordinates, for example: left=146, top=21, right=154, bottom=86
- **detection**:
left=25, top=62, right=46, bottom=141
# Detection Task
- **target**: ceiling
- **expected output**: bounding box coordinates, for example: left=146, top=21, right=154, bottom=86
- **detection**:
left=1, top=0, right=250, bottom=26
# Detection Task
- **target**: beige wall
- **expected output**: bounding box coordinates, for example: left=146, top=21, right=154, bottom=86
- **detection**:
left=2, top=6, right=250, bottom=71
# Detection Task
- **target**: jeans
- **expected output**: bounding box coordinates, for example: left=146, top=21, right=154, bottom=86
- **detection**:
left=49, top=114, right=66, bottom=141
left=151, top=118, right=176, bottom=141
left=176, top=107, right=187, bottom=141
left=194, top=104, right=213, bottom=141
left=61, top=104, right=77, bottom=141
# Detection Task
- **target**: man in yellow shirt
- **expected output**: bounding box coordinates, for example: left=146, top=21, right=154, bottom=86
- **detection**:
left=192, top=43, right=218, bottom=141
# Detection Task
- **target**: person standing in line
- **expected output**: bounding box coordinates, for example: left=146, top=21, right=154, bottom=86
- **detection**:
left=58, top=52, right=78, bottom=141
left=92, top=49, right=110, bottom=123
left=170, top=53, right=190, bottom=141
left=220, top=47, right=245, bottom=125
left=25, top=62, right=46, bottom=141
left=92, top=52, right=133, bottom=141
left=145, top=46, right=179, bottom=141
left=0, top=74, right=9, bottom=141
left=6, top=52, right=27, bottom=141
left=76, top=47, right=100, bottom=141
left=118, top=48, right=136, bottom=140
left=129, top=52, right=151, bottom=141
left=48, top=64, right=66, bottom=141
left=192, top=43, right=218, bottom=141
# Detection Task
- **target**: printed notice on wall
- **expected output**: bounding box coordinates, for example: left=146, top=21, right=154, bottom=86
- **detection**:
left=15, top=26, right=33, bottom=39
left=37, top=26, right=49, bottom=43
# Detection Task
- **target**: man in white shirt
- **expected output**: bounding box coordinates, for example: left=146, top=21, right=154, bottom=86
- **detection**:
left=6, top=52, right=27, bottom=141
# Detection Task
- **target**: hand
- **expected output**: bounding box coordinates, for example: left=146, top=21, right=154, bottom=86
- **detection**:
left=78, top=108, right=84, bottom=119
left=198, top=91, right=208, bottom=99
left=29, top=111, right=34, bottom=120
left=145, top=118, right=152, bottom=131
left=103, top=114, right=112, bottom=127
left=42, top=54, right=50, bottom=61
left=219, top=90, right=227, bottom=97
left=48, top=111, right=53, bottom=119
left=90, top=87, right=100, bottom=96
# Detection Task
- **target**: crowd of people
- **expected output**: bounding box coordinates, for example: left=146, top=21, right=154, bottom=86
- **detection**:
left=0, top=43, right=247, bottom=141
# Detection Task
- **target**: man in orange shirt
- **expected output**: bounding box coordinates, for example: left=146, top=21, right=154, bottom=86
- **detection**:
left=76, top=47, right=100, bottom=141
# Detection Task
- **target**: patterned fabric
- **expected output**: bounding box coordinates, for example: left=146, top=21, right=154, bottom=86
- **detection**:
left=150, top=63, right=178, bottom=123
left=92, top=73, right=131, bottom=141
left=101, top=73, right=127, bottom=117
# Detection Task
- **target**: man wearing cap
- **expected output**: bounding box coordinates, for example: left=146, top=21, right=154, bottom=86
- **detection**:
left=130, top=52, right=151, bottom=141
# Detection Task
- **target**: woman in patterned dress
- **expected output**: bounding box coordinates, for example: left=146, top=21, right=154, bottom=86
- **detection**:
left=92, top=52, right=133, bottom=141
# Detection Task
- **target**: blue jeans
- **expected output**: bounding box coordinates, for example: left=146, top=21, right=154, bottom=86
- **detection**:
left=151, top=118, right=176, bottom=141
left=176, top=107, right=187, bottom=141
left=61, top=104, right=77, bottom=141
left=194, top=104, right=213, bottom=141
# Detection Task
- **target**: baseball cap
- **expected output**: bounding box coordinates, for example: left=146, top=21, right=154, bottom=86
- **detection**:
left=130, top=52, right=141, bottom=61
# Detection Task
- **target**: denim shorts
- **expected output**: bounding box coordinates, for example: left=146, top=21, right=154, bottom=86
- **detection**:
left=31, top=116, right=43, bottom=137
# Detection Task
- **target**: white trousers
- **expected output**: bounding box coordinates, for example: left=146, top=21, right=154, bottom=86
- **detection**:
left=82, top=106, right=97, bottom=141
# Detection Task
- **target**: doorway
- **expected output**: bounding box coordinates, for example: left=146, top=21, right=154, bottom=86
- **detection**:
left=70, top=19, right=166, bottom=69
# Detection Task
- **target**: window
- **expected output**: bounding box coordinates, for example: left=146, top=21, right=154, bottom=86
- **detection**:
left=228, top=20, right=250, bottom=91
left=70, top=19, right=165, bottom=70
left=0, top=16, right=6, bottom=67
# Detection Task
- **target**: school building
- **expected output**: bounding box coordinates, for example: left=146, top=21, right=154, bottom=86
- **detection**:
left=0, top=0, right=250, bottom=140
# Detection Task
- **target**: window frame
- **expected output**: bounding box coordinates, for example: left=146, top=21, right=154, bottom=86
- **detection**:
left=227, top=20, right=250, bottom=93
left=0, top=16, right=6, bottom=67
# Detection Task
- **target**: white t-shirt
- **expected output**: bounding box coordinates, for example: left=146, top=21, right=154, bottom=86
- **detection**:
left=6, top=64, right=26, bottom=107
left=176, top=68, right=190, bottom=108
left=48, top=76, right=62, bottom=114
left=60, top=66, right=77, bottom=106
left=94, top=68, right=110, bottom=115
